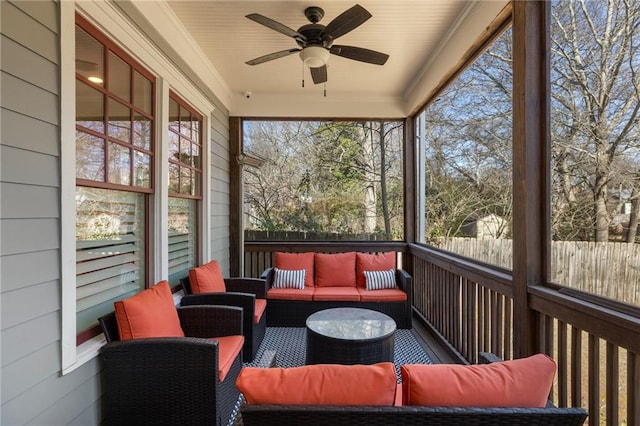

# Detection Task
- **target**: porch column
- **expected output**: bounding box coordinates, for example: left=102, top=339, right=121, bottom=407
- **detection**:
left=511, top=0, right=551, bottom=358
left=229, top=117, right=243, bottom=276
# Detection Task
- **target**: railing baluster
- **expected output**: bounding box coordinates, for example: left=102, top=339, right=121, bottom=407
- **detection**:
left=589, top=334, right=600, bottom=426
left=558, top=320, right=568, bottom=407
left=606, top=342, right=619, bottom=426
left=570, top=326, right=582, bottom=408
left=630, top=351, right=639, bottom=426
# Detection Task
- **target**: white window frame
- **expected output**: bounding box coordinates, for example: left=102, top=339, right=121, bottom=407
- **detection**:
left=61, top=1, right=214, bottom=374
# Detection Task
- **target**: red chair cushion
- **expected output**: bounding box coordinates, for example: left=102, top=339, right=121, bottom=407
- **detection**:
left=275, top=252, right=315, bottom=287
left=401, top=353, right=556, bottom=407
left=237, top=362, right=397, bottom=405
left=356, top=252, right=396, bottom=288
left=114, top=281, right=184, bottom=340
left=213, top=335, right=244, bottom=382
left=189, top=260, right=226, bottom=294
left=315, top=252, right=356, bottom=287
left=254, top=298, right=267, bottom=323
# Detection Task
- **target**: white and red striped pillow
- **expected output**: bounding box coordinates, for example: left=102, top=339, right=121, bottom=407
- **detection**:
left=364, top=269, right=397, bottom=291
left=273, top=268, right=306, bottom=289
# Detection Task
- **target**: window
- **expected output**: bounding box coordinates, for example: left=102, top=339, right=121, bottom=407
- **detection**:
left=167, top=93, right=202, bottom=286
left=550, top=0, right=640, bottom=307
left=75, top=16, right=155, bottom=342
left=416, top=28, right=513, bottom=268
left=242, top=120, right=404, bottom=241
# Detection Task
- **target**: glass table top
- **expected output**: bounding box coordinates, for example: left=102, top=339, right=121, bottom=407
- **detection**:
left=306, top=307, right=396, bottom=341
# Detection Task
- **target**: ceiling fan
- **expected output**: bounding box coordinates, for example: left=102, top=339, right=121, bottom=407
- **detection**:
left=245, top=4, right=389, bottom=85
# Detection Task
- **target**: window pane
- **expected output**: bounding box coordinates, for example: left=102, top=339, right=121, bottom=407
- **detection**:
left=75, top=27, right=104, bottom=87
left=76, top=187, right=145, bottom=333
left=193, top=171, right=201, bottom=197
left=550, top=0, right=640, bottom=306
left=169, top=98, right=179, bottom=133
left=419, top=28, right=513, bottom=268
left=133, top=70, right=152, bottom=114
left=108, top=142, right=131, bottom=185
left=76, top=80, right=104, bottom=133
left=133, top=112, right=151, bottom=150
left=169, top=162, right=180, bottom=193
left=108, top=98, right=131, bottom=143
left=180, top=137, right=191, bottom=165
left=168, top=197, right=197, bottom=286
left=180, top=167, right=191, bottom=194
left=180, top=108, right=191, bottom=137
left=243, top=120, right=404, bottom=241
left=192, top=143, right=201, bottom=168
left=108, top=52, right=131, bottom=101
left=76, top=131, right=105, bottom=181
left=134, top=151, right=151, bottom=188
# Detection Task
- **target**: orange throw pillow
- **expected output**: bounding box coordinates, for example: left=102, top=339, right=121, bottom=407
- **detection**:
left=356, top=252, right=396, bottom=288
left=237, top=362, right=397, bottom=405
left=315, top=252, right=356, bottom=287
left=114, top=281, right=184, bottom=340
left=188, top=260, right=226, bottom=293
left=274, top=252, right=315, bottom=287
left=401, top=353, right=556, bottom=408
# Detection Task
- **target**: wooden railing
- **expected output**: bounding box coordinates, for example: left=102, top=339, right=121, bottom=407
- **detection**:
left=409, top=243, right=640, bottom=426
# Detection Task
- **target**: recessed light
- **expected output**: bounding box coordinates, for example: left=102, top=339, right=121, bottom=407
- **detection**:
left=88, top=76, right=104, bottom=84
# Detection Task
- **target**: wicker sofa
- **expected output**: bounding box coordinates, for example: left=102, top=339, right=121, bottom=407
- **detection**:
left=235, top=352, right=588, bottom=426
left=261, top=251, right=412, bottom=328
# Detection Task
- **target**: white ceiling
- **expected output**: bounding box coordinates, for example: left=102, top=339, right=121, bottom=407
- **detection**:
left=154, top=1, right=508, bottom=117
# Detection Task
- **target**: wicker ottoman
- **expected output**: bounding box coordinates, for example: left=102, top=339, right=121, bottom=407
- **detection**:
left=305, top=307, right=396, bottom=365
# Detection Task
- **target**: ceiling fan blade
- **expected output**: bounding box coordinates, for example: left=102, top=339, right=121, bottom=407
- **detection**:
left=323, top=4, right=372, bottom=40
left=246, top=13, right=306, bottom=40
left=310, top=66, right=328, bottom=84
left=246, top=48, right=301, bottom=66
left=330, top=45, right=389, bottom=65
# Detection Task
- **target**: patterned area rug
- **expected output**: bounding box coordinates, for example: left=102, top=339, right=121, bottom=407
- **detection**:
left=228, top=326, right=432, bottom=425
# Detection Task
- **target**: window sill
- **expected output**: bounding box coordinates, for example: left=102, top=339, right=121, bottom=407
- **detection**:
left=62, top=333, right=105, bottom=375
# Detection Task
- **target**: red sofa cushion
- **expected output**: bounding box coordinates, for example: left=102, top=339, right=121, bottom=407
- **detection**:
left=358, top=287, right=407, bottom=302
left=312, top=286, right=360, bottom=301
left=315, top=252, right=356, bottom=287
left=275, top=252, right=315, bottom=287
left=401, top=353, right=556, bottom=407
left=267, top=286, right=315, bottom=301
left=114, top=281, right=184, bottom=340
left=188, top=260, right=226, bottom=294
left=237, top=362, right=397, bottom=405
left=356, top=252, right=396, bottom=288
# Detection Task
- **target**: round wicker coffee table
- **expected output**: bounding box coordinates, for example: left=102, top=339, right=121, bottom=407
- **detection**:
left=305, top=307, right=396, bottom=365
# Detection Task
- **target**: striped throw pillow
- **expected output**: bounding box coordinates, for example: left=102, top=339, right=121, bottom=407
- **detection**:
left=364, top=269, right=396, bottom=291
left=273, top=268, right=306, bottom=289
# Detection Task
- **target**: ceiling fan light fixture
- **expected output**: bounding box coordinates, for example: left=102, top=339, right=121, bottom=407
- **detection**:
left=300, top=46, right=329, bottom=68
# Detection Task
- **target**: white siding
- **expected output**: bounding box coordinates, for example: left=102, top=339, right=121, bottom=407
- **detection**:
left=0, top=1, right=103, bottom=424
left=1, top=1, right=232, bottom=424
left=210, top=104, right=232, bottom=273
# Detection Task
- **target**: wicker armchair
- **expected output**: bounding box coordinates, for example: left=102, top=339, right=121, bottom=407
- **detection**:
left=99, top=305, right=244, bottom=426
left=236, top=352, right=588, bottom=426
left=180, top=276, right=267, bottom=362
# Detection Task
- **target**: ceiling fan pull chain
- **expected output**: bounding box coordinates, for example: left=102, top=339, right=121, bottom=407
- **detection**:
left=324, top=82, right=327, bottom=98
left=302, top=62, right=305, bottom=87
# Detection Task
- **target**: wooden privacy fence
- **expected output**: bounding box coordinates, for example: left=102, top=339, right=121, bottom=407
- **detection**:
left=432, top=238, right=640, bottom=305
